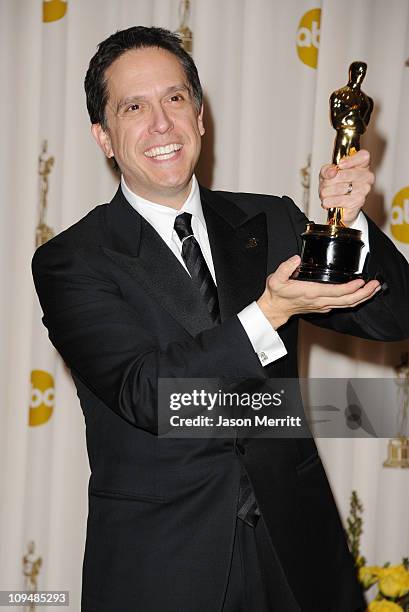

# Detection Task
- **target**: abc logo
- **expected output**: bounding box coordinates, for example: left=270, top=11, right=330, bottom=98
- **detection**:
left=296, top=8, right=321, bottom=69
left=43, top=0, right=67, bottom=23
left=29, top=370, right=54, bottom=426
left=390, top=187, right=409, bottom=244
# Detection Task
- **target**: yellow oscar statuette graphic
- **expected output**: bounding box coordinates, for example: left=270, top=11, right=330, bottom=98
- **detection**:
left=36, top=141, right=54, bottom=248
left=22, top=542, right=42, bottom=612
left=390, top=186, right=409, bottom=244
left=29, top=370, right=54, bottom=427
left=43, top=0, right=67, bottom=23
left=174, top=0, right=193, bottom=54
left=296, top=8, right=321, bottom=69
left=384, top=352, right=409, bottom=468
left=300, top=154, right=311, bottom=210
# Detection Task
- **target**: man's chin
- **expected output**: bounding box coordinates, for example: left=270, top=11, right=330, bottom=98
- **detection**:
left=134, top=179, right=192, bottom=207
left=153, top=174, right=193, bottom=194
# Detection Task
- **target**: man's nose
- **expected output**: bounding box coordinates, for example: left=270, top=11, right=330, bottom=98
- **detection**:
left=148, top=104, right=173, bottom=134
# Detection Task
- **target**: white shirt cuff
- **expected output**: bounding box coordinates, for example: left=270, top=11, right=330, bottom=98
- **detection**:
left=350, top=211, right=369, bottom=272
left=237, top=302, right=287, bottom=366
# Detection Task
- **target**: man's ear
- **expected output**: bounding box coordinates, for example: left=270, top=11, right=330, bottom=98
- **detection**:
left=91, top=123, right=114, bottom=158
left=198, top=104, right=205, bottom=137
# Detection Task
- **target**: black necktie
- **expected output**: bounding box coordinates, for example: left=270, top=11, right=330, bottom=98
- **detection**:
left=174, top=213, right=220, bottom=324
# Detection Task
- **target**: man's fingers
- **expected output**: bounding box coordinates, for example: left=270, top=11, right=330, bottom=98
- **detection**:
left=320, top=182, right=371, bottom=200
left=302, top=278, right=366, bottom=299
left=338, top=149, right=370, bottom=169
left=319, top=163, right=338, bottom=180
left=319, top=151, right=371, bottom=186
left=320, top=169, right=374, bottom=189
left=268, top=260, right=379, bottom=306
left=320, top=194, right=365, bottom=210
left=347, top=280, right=381, bottom=305
left=320, top=280, right=380, bottom=309
left=263, top=264, right=380, bottom=321
left=318, top=152, right=374, bottom=222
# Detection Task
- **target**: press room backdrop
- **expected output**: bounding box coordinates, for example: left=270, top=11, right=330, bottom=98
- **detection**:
left=0, top=0, right=408, bottom=608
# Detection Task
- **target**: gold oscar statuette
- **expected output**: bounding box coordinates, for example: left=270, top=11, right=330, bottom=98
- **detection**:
left=292, top=62, right=374, bottom=283
left=384, top=352, right=409, bottom=469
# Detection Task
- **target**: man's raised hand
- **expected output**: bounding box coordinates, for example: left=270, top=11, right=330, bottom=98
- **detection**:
left=318, top=149, right=375, bottom=226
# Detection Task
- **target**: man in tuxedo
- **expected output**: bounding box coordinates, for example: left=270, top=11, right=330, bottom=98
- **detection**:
left=32, top=26, right=409, bottom=612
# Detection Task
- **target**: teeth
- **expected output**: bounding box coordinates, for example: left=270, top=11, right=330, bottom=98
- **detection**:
left=144, top=143, right=182, bottom=158
left=152, top=152, right=178, bottom=160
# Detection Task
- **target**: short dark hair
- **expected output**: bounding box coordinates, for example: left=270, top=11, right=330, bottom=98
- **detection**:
left=84, top=26, right=203, bottom=128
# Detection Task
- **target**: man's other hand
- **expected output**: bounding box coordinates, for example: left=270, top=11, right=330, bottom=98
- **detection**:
left=318, top=149, right=375, bottom=225
left=257, top=255, right=381, bottom=330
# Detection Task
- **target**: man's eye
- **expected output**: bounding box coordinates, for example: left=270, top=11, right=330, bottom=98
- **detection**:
left=170, top=95, right=183, bottom=102
left=126, top=103, right=140, bottom=112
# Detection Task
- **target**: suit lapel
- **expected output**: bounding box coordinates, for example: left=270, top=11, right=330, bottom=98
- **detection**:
left=200, top=187, right=268, bottom=320
left=102, top=185, right=268, bottom=334
left=102, top=187, right=214, bottom=337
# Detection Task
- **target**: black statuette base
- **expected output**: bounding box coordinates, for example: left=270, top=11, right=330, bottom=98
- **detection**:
left=291, top=223, right=364, bottom=284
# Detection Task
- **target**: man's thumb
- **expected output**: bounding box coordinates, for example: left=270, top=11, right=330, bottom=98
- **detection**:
left=274, top=255, right=301, bottom=282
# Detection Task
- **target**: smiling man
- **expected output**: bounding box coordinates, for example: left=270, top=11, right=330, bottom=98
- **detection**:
left=32, top=26, right=409, bottom=612
left=92, top=45, right=204, bottom=206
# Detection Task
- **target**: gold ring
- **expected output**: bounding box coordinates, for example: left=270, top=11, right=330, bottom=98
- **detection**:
left=346, top=182, right=353, bottom=195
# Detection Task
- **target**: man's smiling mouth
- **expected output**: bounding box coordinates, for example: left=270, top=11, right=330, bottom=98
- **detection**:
left=144, top=143, right=183, bottom=160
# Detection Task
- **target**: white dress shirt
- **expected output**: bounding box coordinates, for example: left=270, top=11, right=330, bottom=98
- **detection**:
left=121, top=175, right=369, bottom=367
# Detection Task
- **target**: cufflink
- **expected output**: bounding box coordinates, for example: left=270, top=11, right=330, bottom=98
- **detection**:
left=259, top=351, right=268, bottom=363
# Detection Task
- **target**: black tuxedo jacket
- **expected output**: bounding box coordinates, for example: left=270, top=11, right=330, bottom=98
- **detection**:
left=32, top=185, right=409, bottom=612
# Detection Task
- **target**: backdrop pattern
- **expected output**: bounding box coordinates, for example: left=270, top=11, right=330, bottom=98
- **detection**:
left=0, top=1, right=408, bottom=609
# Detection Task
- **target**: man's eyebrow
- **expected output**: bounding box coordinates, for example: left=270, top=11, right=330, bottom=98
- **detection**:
left=116, top=84, right=190, bottom=113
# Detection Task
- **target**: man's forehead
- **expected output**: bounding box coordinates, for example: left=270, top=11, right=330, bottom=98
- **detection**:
left=107, top=46, right=185, bottom=80
left=105, top=47, right=188, bottom=98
